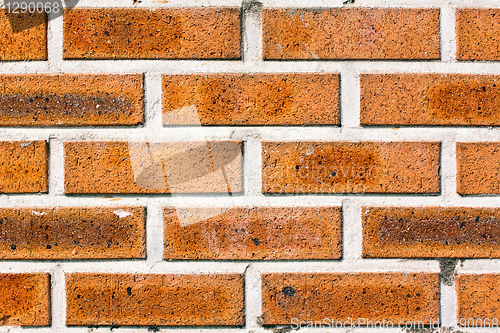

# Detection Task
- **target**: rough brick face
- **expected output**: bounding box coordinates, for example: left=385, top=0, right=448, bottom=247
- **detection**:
left=164, top=207, right=342, bottom=260
left=262, top=142, right=440, bottom=194
left=361, top=74, right=500, bottom=126
left=0, top=273, right=50, bottom=326
left=261, top=273, right=440, bottom=325
left=66, top=273, right=244, bottom=326
left=63, top=8, right=241, bottom=59
left=162, top=74, right=340, bottom=125
left=457, top=9, right=500, bottom=61
left=0, top=207, right=145, bottom=259
left=0, top=141, right=48, bottom=193
left=0, top=74, right=143, bottom=126
left=363, top=207, right=500, bottom=258
left=457, top=142, right=500, bottom=195
left=64, top=141, right=242, bottom=194
left=263, top=8, right=440, bottom=60
left=0, top=10, right=47, bottom=61
left=457, top=274, right=500, bottom=324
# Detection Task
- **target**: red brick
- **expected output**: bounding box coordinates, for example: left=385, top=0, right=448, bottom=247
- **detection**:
left=457, top=9, right=500, bottom=61
left=63, top=8, right=241, bottom=59
left=162, top=74, right=340, bottom=125
left=263, top=8, right=440, bottom=60
left=0, top=74, right=143, bottom=126
left=457, top=274, right=500, bottom=325
left=361, top=74, right=500, bottom=126
left=0, top=273, right=50, bottom=326
left=0, top=10, right=47, bottom=61
left=457, top=142, right=500, bottom=195
left=66, top=273, right=244, bottom=326
left=363, top=207, right=500, bottom=258
left=0, top=207, right=145, bottom=259
left=164, top=207, right=341, bottom=260
left=261, top=273, right=440, bottom=325
left=0, top=141, right=47, bottom=193
left=64, top=141, right=242, bottom=194
left=262, top=142, right=440, bottom=194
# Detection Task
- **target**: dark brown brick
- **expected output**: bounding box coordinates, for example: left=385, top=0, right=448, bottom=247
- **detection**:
left=363, top=206, right=500, bottom=258
left=0, top=74, right=143, bottom=126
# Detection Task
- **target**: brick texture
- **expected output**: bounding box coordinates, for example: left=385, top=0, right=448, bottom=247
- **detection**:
left=64, top=141, right=242, bottom=194
left=164, top=207, right=342, bottom=260
left=363, top=207, right=500, bottom=258
left=0, top=141, right=48, bottom=193
left=457, top=274, right=500, bottom=324
left=361, top=74, right=500, bottom=126
left=0, top=207, right=145, bottom=259
left=0, top=74, right=143, bottom=126
left=63, top=8, right=241, bottom=59
left=261, top=273, right=440, bottom=325
left=457, top=9, right=500, bottom=61
left=66, top=273, right=244, bottom=326
left=263, top=8, right=440, bottom=60
left=162, top=74, right=340, bottom=125
left=457, top=142, right=500, bottom=195
left=0, top=273, right=50, bottom=326
left=0, top=10, right=47, bottom=61
left=262, top=141, right=440, bottom=194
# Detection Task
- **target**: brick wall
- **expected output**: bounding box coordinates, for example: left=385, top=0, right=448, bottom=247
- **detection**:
left=1, top=0, right=500, bottom=331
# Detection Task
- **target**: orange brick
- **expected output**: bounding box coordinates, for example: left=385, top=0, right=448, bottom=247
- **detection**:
left=457, top=274, right=500, bottom=326
left=0, top=74, right=143, bottom=126
left=0, top=207, right=145, bottom=259
left=162, top=74, right=340, bottom=125
left=66, top=273, right=244, bottom=326
left=363, top=207, right=500, bottom=258
left=261, top=273, right=440, bottom=325
left=0, top=10, right=47, bottom=60
left=361, top=74, right=500, bottom=126
left=262, top=142, right=440, bottom=194
left=0, top=273, right=50, bottom=326
left=63, top=8, right=241, bottom=59
left=457, top=9, right=500, bottom=61
left=263, top=8, right=440, bottom=60
left=164, top=207, right=341, bottom=260
left=0, top=141, right=47, bottom=193
left=64, top=141, right=242, bottom=194
left=457, top=142, right=500, bottom=195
